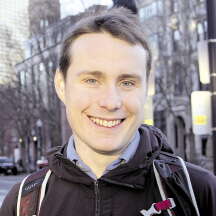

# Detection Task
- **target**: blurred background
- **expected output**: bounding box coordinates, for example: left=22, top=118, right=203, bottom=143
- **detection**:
left=0, top=0, right=216, bottom=205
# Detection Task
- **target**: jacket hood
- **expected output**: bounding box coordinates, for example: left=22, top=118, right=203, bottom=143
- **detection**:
left=47, top=124, right=173, bottom=189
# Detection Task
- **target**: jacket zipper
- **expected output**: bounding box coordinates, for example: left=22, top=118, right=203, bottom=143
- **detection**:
left=94, top=181, right=100, bottom=216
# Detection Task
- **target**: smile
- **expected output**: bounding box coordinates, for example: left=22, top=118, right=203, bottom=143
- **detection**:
left=88, top=116, right=124, bottom=128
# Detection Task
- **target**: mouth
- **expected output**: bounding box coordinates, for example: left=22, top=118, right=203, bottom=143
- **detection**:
left=87, top=115, right=125, bottom=128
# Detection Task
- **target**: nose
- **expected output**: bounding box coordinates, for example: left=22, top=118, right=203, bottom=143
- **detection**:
left=98, top=86, right=122, bottom=111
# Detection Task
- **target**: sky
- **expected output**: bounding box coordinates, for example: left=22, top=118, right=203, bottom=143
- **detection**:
left=60, top=0, right=113, bottom=18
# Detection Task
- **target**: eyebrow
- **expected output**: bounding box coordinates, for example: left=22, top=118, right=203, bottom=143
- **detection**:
left=117, top=74, right=142, bottom=81
left=77, top=71, right=103, bottom=78
left=77, top=70, right=143, bottom=81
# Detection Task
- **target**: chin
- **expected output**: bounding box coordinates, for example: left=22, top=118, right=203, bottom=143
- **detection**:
left=90, top=141, right=127, bottom=155
left=94, top=148, right=123, bottom=155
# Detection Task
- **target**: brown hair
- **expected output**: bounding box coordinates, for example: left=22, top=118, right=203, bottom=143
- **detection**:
left=59, top=7, right=152, bottom=79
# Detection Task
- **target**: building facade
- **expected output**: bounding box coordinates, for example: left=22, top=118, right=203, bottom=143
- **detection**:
left=0, top=0, right=29, bottom=157
left=0, top=0, right=29, bottom=81
left=14, top=0, right=63, bottom=169
left=14, top=0, right=212, bottom=171
left=16, top=3, right=108, bottom=153
left=138, top=0, right=212, bottom=170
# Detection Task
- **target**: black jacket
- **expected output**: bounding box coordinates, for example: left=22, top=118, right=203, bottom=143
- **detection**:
left=1, top=125, right=216, bottom=216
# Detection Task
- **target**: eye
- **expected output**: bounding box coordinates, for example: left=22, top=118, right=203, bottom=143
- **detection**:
left=121, top=80, right=135, bottom=88
left=84, top=79, right=98, bottom=85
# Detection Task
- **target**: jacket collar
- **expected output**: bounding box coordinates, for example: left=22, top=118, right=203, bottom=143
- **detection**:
left=48, top=124, right=173, bottom=188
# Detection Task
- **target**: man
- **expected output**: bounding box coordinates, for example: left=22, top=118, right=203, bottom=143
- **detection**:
left=1, top=5, right=216, bottom=216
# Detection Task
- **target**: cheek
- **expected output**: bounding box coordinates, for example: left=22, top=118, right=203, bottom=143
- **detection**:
left=123, top=91, right=145, bottom=115
left=65, top=87, right=95, bottom=112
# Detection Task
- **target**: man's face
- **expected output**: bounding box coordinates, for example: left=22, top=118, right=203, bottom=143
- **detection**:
left=55, top=32, right=148, bottom=155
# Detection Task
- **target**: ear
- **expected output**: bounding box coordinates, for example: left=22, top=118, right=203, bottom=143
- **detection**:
left=54, top=69, right=66, bottom=104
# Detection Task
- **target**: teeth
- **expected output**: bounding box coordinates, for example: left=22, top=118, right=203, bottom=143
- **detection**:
left=108, top=121, right=112, bottom=127
left=90, top=117, right=122, bottom=128
left=103, top=120, right=108, bottom=127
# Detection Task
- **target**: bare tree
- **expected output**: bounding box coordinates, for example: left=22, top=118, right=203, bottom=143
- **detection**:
left=0, top=22, right=62, bottom=171
left=138, top=0, right=203, bottom=163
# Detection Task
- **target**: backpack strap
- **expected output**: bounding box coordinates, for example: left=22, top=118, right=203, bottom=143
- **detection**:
left=16, top=168, right=52, bottom=216
left=153, top=161, right=175, bottom=216
left=153, top=155, right=200, bottom=216
left=176, top=156, right=200, bottom=216
left=17, top=175, right=30, bottom=216
left=37, top=169, right=52, bottom=213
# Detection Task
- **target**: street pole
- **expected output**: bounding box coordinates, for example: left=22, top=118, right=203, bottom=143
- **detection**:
left=36, top=119, right=43, bottom=159
left=206, top=0, right=216, bottom=174
left=38, top=126, right=42, bottom=158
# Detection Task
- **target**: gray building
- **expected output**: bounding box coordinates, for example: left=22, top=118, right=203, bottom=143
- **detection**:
left=138, top=0, right=212, bottom=170
left=15, top=0, right=63, bottom=163
left=0, top=0, right=29, bottom=156
left=16, top=2, right=107, bottom=152
left=15, top=0, right=212, bottom=170
left=0, top=0, right=29, bottom=82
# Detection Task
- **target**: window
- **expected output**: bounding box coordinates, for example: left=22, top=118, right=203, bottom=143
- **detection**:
left=204, top=20, right=208, bottom=39
left=33, top=64, right=38, bottom=73
left=149, top=34, right=158, bottom=44
left=155, top=77, right=161, bottom=94
left=31, top=66, right=35, bottom=85
left=53, top=32, right=58, bottom=44
left=154, top=110, right=167, bottom=134
left=197, top=22, right=204, bottom=34
left=40, top=20, right=43, bottom=29
left=19, top=71, right=26, bottom=87
left=139, top=1, right=163, bottom=20
left=197, top=20, right=208, bottom=40
left=24, top=41, right=31, bottom=58
left=30, top=43, right=34, bottom=55
left=40, top=19, right=49, bottom=31
left=57, top=32, right=62, bottom=43
left=48, top=60, right=54, bottom=76
left=48, top=61, right=53, bottom=71
left=39, top=62, right=45, bottom=72
left=201, top=136, right=208, bottom=156
left=149, top=34, right=159, bottom=48
left=32, top=64, right=40, bottom=86
left=0, top=62, right=4, bottom=72
left=43, top=37, right=46, bottom=48
left=173, top=30, right=181, bottom=40
left=173, top=29, right=181, bottom=51
left=173, top=1, right=178, bottom=12
left=173, top=63, right=184, bottom=95
left=45, top=19, right=49, bottom=27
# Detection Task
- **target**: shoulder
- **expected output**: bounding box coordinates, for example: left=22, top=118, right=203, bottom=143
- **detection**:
left=0, top=168, right=50, bottom=216
left=0, top=182, right=20, bottom=216
left=186, top=162, right=216, bottom=215
left=156, top=152, right=216, bottom=215
left=187, top=162, right=216, bottom=190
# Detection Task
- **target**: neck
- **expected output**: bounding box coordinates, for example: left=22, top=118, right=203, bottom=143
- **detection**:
left=74, top=136, right=120, bottom=179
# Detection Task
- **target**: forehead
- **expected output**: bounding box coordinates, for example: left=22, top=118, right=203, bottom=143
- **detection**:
left=68, top=33, right=147, bottom=77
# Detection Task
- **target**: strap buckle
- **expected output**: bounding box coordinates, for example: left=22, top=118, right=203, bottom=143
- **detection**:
left=140, top=203, right=161, bottom=216
left=140, top=198, right=176, bottom=216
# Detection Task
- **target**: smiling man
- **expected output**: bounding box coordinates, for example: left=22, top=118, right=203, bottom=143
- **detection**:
left=55, top=31, right=149, bottom=178
left=1, top=5, right=216, bottom=216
